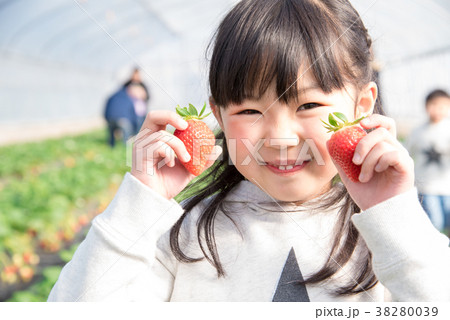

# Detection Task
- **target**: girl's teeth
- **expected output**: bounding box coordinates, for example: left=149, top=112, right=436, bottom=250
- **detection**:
left=277, top=165, right=294, bottom=170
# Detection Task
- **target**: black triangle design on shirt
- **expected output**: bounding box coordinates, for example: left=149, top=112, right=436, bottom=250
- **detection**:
left=272, top=247, right=310, bottom=302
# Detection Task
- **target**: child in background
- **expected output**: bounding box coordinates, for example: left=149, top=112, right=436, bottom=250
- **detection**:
left=48, top=0, right=450, bottom=301
left=405, top=89, right=450, bottom=233
left=126, top=83, right=148, bottom=134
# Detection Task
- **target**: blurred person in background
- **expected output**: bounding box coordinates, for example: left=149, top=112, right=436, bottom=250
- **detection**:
left=127, top=83, right=148, bottom=134
left=104, top=85, right=137, bottom=147
left=123, top=68, right=150, bottom=102
left=405, top=89, right=450, bottom=233
left=123, top=68, right=150, bottom=133
left=103, top=68, right=150, bottom=147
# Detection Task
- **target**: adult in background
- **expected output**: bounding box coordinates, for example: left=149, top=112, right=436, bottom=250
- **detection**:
left=104, top=85, right=137, bottom=147
left=405, top=89, right=450, bottom=233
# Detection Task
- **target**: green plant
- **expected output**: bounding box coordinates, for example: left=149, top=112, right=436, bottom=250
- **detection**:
left=0, top=130, right=129, bottom=300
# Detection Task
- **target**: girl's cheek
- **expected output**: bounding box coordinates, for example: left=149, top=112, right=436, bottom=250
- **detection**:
left=224, top=118, right=246, bottom=137
left=308, top=133, right=332, bottom=166
left=227, top=120, right=263, bottom=143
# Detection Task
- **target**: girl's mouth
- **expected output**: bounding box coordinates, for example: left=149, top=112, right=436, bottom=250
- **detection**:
left=264, top=160, right=311, bottom=175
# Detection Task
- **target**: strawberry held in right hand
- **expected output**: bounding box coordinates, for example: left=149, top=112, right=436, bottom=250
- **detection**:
left=174, top=104, right=216, bottom=176
left=131, top=105, right=221, bottom=200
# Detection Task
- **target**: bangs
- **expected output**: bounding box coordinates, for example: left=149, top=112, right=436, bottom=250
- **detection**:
left=209, top=0, right=353, bottom=107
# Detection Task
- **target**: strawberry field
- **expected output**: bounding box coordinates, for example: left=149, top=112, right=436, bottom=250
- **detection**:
left=0, top=130, right=129, bottom=301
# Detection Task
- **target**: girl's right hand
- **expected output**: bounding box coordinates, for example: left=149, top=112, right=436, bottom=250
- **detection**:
left=131, top=110, right=220, bottom=199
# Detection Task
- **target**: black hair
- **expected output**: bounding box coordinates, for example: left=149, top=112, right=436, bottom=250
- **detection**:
left=171, top=0, right=382, bottom=296
left=425, top=89, right=449, bottom=106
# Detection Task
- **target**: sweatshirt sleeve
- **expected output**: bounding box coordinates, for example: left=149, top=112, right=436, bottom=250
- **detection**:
left=47, top=172, right=184, bottom=301
left=352, top=188, right=450, bottom=302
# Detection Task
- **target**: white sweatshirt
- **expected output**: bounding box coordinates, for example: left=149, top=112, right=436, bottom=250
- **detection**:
left=405, top=118, right=450, bottom=196
left=48, top=173, right=450, bottom=302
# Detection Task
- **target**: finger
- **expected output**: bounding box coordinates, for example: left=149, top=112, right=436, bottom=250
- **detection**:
left=159, top=146, right=176, bottom=169
left=135, top=130, right=191, bottom=163
left=141, top=110, right=188, bottom=133
left=358, top=141, right=395, bottom=182
left=133, top=139, right=174, bottom=175
left=166, top=148, right=176, bottom=168
left=360, top=114, right=397, bottom=138
left=158, top=147, right=177, bottom=169
left=374, top=148, right=413, bottom=174
left=353, top=127, right=396, bottom=166
left=148, top=140, right=175, bottom=168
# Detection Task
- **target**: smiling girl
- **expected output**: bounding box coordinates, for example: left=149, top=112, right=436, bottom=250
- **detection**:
left=49, top=0, right=450, bottom=302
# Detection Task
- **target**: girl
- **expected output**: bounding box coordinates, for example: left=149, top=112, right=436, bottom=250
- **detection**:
left=49, top=0, right=450, bottom=301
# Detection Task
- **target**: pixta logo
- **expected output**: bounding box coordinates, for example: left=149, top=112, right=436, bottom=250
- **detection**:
left=127, top=130, right=325, bottom=175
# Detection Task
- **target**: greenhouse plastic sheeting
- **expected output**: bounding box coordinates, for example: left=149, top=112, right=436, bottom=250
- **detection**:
left=0, top=0, right=449, bottom=132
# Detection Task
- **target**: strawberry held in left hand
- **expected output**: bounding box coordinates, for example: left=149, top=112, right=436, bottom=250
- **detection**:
left=322, top=112, right=366, bottom=182
left=174, top=103, right=216, bottom=176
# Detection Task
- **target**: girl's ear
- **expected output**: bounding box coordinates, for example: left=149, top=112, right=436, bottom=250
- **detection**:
left=355, top=82, right=377, bottom=118
left=209, top=97, right=224, bottom=130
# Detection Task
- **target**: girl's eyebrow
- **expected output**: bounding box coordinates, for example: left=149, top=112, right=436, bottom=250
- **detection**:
left=228, top=103, right=246, bottom=108
left=230, top=98, right=260, bottom=106
left=298, top=84, right=321, bottom=93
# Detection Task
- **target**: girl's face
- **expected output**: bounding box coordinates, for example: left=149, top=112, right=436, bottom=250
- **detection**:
left=213, top=72, right=376, bottom=202
left=427, top=96, right=450, bottom=123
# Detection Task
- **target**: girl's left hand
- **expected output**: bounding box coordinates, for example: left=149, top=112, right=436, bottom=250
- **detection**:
left=334, top=114, right=415, bottom=211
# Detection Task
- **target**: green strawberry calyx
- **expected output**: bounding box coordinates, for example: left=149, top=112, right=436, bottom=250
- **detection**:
left=322, top=112, right=366, bottom=133
left=176, top=103, right=211, bottom=121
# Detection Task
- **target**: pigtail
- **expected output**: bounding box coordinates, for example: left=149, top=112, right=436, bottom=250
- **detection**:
left=169, top=131, right=245, bottom=276
left=294, top=189, right=378, bottom=295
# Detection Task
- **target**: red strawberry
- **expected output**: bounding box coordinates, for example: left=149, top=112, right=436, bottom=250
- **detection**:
left=174, top=103, right=215, bottom=176
left=322, top=112, right=367, bottom=182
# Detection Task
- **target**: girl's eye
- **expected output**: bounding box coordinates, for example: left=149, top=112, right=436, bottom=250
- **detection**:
left=238, top=109, right=261, bottom=115
left=297, top=103, right=321, bottom=111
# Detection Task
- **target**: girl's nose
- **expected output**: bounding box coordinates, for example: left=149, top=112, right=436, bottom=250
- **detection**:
left=264, top=120, right=300, bottom=149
